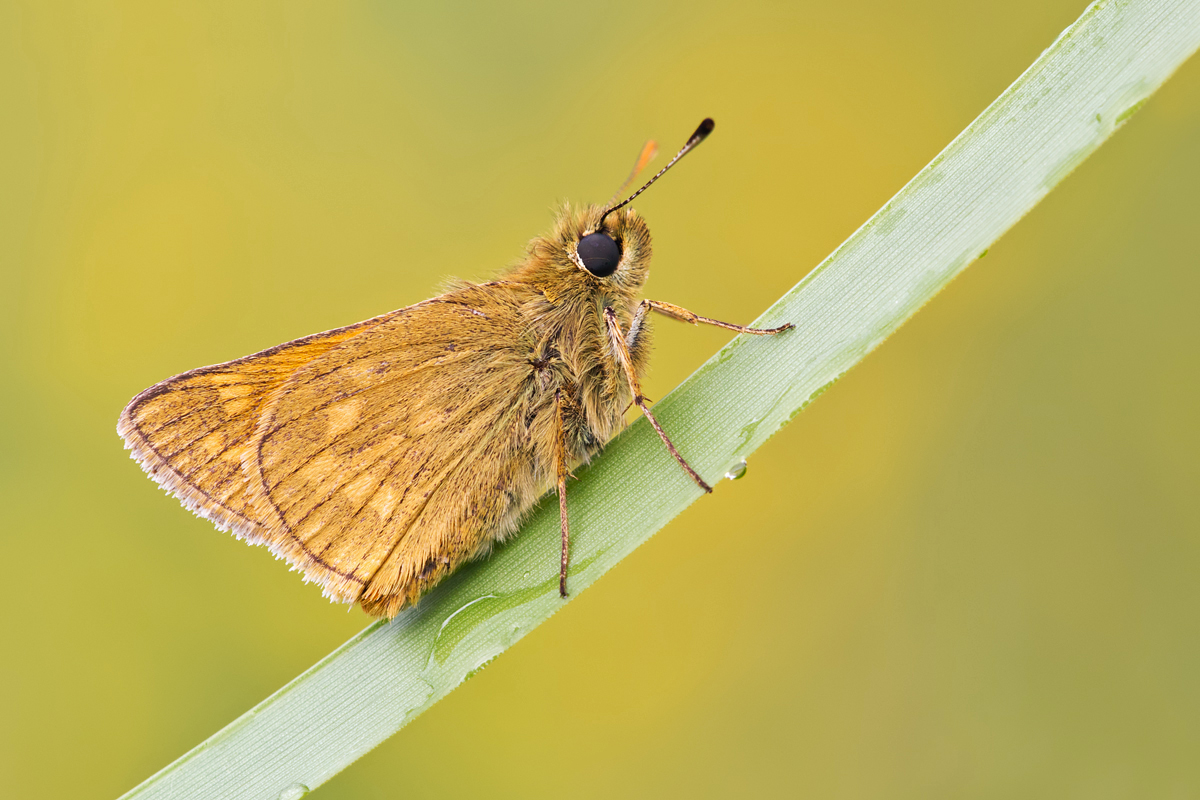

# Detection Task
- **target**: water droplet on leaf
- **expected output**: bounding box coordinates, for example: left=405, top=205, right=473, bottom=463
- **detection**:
left=724, top=459, right=748, bottom=481
left=278, top=783, right=310, bottom=800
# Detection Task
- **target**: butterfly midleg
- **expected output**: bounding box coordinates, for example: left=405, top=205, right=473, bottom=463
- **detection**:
left=603, top=307, right=712, bottom=493
left=554, top=389, right=571, bottom=597
left=642, top=298, right=794, bottom=335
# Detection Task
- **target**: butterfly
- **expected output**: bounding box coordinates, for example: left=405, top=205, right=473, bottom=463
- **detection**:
left=118, top=118, right=792, bottom=618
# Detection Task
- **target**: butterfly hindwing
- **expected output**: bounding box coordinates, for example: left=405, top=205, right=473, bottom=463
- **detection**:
left=246, top=282, right=552, bottom=610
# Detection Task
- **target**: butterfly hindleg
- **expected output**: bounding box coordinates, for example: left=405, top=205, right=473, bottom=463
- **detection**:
left=554, top=389, right=571, bottom=598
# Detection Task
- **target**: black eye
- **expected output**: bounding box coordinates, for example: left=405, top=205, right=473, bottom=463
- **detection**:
left=576, top=233, right=621, bottom=277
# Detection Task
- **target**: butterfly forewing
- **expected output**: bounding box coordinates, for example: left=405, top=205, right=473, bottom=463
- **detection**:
left=117, top=315, right=396, bottom=543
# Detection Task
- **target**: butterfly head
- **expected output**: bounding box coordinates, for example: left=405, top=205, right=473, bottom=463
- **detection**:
left=564, top=202, right=653, bottom=288
left=511, top=119, right=714, bottom=309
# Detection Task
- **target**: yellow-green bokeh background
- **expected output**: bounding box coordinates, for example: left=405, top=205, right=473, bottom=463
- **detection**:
left=3, top=1, right=1198, bottom=797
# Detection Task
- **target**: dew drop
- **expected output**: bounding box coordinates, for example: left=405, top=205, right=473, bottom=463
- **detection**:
left=278, top=783, right=310, bottom=800
left=724, top=459, right=748, bottom=481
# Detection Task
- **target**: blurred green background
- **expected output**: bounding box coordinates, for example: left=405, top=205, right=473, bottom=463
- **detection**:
left=2, top=1, right=1198, bottom=797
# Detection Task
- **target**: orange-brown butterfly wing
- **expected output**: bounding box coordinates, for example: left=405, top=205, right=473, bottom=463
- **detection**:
left=245, top=282, right=551, bottom=615
left=117, top=311, right=401, bottom=544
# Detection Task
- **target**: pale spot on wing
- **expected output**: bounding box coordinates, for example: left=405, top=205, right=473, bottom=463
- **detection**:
left=224, top=398, right=253, bottom=416
left=198, top=431, right=227, bottom=458
left=218, top=383, right=254, bottom=400
left=368, top=484, right=399, bottom=518
left=344, top=468, right=379, bottom=507
left=326, top=399, right=362, bottom=440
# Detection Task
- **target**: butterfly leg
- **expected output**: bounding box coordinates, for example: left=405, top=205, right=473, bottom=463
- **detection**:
left=603, top=307, right=713, bottom=494
left=625, top=294, right=651, bottom=351
left=642, top=298, right=794, bottom=335
left=554, top=389, right=571, bottom=598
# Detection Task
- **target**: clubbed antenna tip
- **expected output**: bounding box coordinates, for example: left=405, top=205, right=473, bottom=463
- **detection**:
left=598, top=118, right=716, bottom=227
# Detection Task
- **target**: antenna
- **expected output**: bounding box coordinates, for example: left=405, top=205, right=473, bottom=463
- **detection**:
left=597, top=118, right=714, bottom=227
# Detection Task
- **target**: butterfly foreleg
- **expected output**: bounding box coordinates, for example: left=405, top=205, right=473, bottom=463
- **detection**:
left=643, top=298, right=794, bottom=335
left=603, top=307, right=712, bottom=494
left=625, top=298, right=651, bottom=349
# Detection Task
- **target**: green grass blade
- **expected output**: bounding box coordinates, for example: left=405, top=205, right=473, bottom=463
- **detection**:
left=120, top=2, right=1200, bottom=797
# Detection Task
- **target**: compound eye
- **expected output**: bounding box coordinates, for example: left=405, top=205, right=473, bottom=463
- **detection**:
left=576, top=233, right=621, bottom=277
